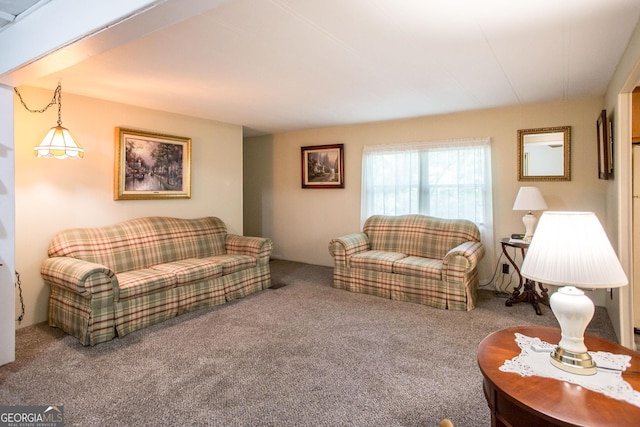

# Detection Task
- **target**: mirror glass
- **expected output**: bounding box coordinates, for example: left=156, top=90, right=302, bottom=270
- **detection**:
left=517, top=126, right=571, bottom=181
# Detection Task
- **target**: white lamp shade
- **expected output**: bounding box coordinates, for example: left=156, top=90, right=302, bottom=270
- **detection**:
left=512, top=186, right=548, bottom=211
left=34, top=125, right=84, bottom=159
left=521, top=211, right=628, bottom=289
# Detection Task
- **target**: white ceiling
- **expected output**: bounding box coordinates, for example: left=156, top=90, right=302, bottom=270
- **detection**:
left=0, top=0, right=44, bottom=30
left=7, top=0, right=640, bottom=136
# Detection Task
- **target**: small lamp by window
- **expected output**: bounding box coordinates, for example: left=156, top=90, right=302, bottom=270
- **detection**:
left=521, top=211, right=628, bottom=375
left=512, top=186, right=547, bottom=242
left=14, top=83, right=84, bottom=159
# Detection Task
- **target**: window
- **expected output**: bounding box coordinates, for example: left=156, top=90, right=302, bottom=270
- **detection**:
left=361, top=137, right=494, bottom=283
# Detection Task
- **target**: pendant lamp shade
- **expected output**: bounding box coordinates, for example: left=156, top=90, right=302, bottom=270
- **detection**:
left=14, top=82, right=84, bottom=159
left=35, top=125, right=84, bottom=159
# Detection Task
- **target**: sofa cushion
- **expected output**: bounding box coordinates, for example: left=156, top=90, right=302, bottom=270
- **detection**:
left=349, top=251, right=407, bottom=273
left=151, top=258, right=223, bottom=285
left=392, top=256, right=442, bottom=279
left=205, top=255, right=256, bottom=275
left=116, top=269, right=176, bottom=300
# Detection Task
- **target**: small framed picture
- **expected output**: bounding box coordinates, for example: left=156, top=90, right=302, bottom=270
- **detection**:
left=301, top=144, right=344, bottom=188
left=114, top=127, right=191, bottom=200
left=597, top=110, right=610, bottom=180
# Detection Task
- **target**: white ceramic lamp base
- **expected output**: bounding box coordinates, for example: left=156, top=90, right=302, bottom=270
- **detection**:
left=521, top=212, right=537, bottom=242
left=549, top=286, right=597, bottom=375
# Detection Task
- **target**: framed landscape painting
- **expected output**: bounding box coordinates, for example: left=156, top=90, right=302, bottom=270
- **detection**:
left=301, top=144, right=344, bottom=188
left=114, top=127, right=191, bottom=200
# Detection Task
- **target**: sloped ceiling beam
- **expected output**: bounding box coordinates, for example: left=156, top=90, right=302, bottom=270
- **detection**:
left=0, top=0, right=230, bottom=87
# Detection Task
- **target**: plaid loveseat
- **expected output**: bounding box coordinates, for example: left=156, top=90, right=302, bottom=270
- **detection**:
left=328, top=215, right=485, bottom=311
left=41, top=216, right=273, bottom=346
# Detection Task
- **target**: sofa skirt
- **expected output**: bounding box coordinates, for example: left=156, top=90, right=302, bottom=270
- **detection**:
left=49, top=285, right=116, bottom=346
left=114, top=288, right=180, bottom=338
left=332, top=265, right=477, bottom=311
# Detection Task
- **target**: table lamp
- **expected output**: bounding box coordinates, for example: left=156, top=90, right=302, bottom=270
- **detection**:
left=520, top=211, right=628, bottom=375
left=512, top=186, right=547, bottom=242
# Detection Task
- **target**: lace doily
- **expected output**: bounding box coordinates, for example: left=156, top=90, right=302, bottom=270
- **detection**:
left=500, top=333, right=640, bottom=407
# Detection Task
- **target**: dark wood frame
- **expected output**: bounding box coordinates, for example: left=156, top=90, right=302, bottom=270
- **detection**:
left=597, top=110, right=611, bottom=180
left=114, top=127, right=191, bottom=200
left=301, top=144, right=344, bottom=188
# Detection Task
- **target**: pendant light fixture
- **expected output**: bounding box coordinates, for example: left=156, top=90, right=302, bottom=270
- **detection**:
left=14, top=83, right=84, bottom=159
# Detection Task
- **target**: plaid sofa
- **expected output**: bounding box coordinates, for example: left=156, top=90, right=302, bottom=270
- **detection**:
left=328, top=215, right=485, bottom=311
left=41, top=216, right=273, bottom=346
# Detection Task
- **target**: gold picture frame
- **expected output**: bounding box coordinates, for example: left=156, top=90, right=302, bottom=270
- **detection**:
left=517, top=126, right=571, bottom=181
left=301, top=144, right=344, bottom=188
left=114, top=127, right=191, bottom=200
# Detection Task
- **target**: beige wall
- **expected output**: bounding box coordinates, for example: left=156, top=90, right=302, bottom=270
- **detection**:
left=245, top=97, right=608, bottom=299
left=14, top=86, right=243, bottom=328
left=12, top=89, right=610, bottom=329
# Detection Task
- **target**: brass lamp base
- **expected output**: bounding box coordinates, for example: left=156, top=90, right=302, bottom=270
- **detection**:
left=550, top=347, right=597, bottom=376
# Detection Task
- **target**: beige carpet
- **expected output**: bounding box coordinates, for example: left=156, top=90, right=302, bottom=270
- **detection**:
left=0, top=260, right=616, bottom=426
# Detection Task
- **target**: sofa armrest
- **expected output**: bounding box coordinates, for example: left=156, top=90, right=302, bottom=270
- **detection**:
left=442, top=241, right=485, bottom=282
left=41, top=257, right=117, bottom=298
left=329, top=232, right=370, bottom=265
left=226, top=234, right=273, bottom=264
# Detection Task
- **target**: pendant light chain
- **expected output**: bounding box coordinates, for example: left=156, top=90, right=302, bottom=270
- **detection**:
left=14, top=82, right=62, bottom=116
left=57, top=85, right=62, bottom=125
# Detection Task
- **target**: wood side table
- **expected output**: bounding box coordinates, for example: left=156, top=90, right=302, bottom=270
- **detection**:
left=478, top=326, right=640, bottom=426
left=500, top=238, right=549, bottom=315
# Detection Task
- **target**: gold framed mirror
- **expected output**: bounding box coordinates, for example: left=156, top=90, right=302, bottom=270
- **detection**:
left=517, top=126, right=571, bottom=181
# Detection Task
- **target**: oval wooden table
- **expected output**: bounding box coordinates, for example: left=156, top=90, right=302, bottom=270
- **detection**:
left=477, top=326, right=640, bottom=426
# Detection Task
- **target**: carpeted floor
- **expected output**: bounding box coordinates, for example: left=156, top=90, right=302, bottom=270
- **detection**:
left=0, top=260, right=616, bottom=426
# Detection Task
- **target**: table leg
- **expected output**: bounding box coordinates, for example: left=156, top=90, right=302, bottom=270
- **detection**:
left=506, top=279, right=549, bottom=315
left=501, top=242, right=549, bottom=315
